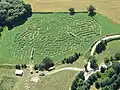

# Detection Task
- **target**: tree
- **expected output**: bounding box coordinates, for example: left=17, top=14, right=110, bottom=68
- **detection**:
left=69, top=8, right=75, bottom=15
left=110, top=56, right=114, bottom=62
left=90, top=57, right=98, bottom=70
left=15, top=64, right=20, bottom=69
left=96, top=72, right=101, bottom=78
left=114, top=52, right=120, bottom=60
left=23, top=64, right=27, bottom=69
left=62, top=60, right=65, bottom=64
left=77, top=71, right=85, bottom=80
left=34, top=64, right=39, bottom=70
left=41, top=57, right=54, bottom=70
left=71, top=79, right=77, bottom=90
left=87, top=5, right=96, bottom=16
left=88, top=74, right=98, bottom=83
left=100, top=66, right=106, bottom=73
left=95, top=82, right=100, bottom=89
left=39, top=63, right=44, bottom=71
left=107, top=68, right=115, bottom=78
left=112, top=62, right=120, bottom=74
left=104, top=57, right=110, bottom=64
left=96, top=41, right=106, bottom=54
left=111, top=74, right=118, bottom=82
left=21, top=64, right=24, bottom=69
left=0, top=0, right=32, bottom=30
left=101, top=86, right=110, bottom=90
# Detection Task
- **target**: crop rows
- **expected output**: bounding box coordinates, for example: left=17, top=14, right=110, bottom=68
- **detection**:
left=10, top=15, right=101, bottom=60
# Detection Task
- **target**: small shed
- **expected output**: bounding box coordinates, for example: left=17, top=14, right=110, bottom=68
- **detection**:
left=15, top=70, right=23, bottom=76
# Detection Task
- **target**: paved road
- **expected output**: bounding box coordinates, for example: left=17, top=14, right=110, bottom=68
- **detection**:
left=90, top=35, right=120, bottom=56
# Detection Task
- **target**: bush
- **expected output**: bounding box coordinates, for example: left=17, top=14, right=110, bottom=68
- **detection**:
left=95, top=82, right=100, bottom=89
left=100, top=66, right=106, bottom=73
left=39, top=57, right=54, bottom=71
left=15, top=64, right=20, bottom=69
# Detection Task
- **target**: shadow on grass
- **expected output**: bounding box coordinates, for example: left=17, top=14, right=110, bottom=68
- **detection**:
left=8, top=13, right=32, bottom=30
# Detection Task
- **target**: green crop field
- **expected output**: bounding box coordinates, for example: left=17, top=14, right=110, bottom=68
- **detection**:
left=0, top=13, right=120, bottom=64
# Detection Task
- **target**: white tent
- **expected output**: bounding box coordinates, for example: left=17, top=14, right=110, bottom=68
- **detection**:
left=15, top=70, right=23, bottom=76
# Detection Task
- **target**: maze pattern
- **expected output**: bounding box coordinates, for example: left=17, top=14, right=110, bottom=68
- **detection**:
left=11, top=15, right=101, bottom=60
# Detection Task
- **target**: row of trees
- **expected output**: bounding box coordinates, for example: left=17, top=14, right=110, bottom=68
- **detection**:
left=0, top=0, right=32, bottom=31
left=94, top=62, right=120, bottom=90
left=34, top=57, right=54, bottom=71
left=69, top=5, right=96, bottom=16
left=104, top=52, right=120, bottom=64
left=62, top=52, right=81, bottom=64
left=15, top=64, right=27, bottom=69
left=71, top=71, right=90, bottom=90
left=71, top=50, right=120, bottom=90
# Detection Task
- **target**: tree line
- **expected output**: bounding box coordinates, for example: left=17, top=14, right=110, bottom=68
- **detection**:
left=0, top=0, right=32, bottom=34
left=69, top=5, right=96, bottom=16
left=72, top=51, right=120, bottom=90
left=62, top=52, right=81, bottom=64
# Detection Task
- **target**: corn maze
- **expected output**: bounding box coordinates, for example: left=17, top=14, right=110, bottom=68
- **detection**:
left=10, top=14, right=101, bottom=62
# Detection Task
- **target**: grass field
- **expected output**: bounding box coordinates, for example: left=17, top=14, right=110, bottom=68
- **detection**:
left=25, top=0, right=120, bottom=24
left=0, top=13, right=120, bottom=64
left=31, top=70, right=79, bottom=90
left=0, top=68, right=18, bottom=90
left=96, top=40, right=120, bottom=64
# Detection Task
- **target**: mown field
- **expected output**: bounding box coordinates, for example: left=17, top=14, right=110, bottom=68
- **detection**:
left=0, top=68, right=18, bottom=90
left=96, top=40, right=120, bottom=64
left=0, top=13, right=120, bottom=64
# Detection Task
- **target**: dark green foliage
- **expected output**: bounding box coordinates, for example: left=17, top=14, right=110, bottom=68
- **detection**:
left=39, top=57, right=54, bottom=71
left=104, top=57, right=110, bottom=64
left=100, top=66, right=106, bottom=73
left=87, top=5, right=96, bottom=16
left=63, top=53, right=80, bottom=64
left=62, top=60, right=65, bottom=64
left=34, top=64, right=39, bottom=70
left=96, top=40, right=106, bottom=54
left=0, top=26, right=3, bottom=32
left=23, top=64, right=27, bottom=69
left=15, top=64, right=20, bottom=69
left=88, top=74, right=98, bottom=84
left=111, top=74, right=118, bottom=82
left=71, top=71, right=90, bottom=90
left=96, top=72, right=101, bottom=78
left=95, top=82, right=100, bottom=89
left=114, top=52, right=120, bottom=60
left=39, top=63, right=44, bottom=71
left=69, top=8, right=75, bottom=15
left=0, top=0, right=32, bottom=30
left=78, top=71, right=85, bottom=80
left=112, top=62, right=120, bottom=74
left=110, top=56, right=114, bottom=62
left=101, top=86, right=110, bottom=90
left=21, top=64, right=24, bottom=69
left=107, top=68, right=115, bottom=78
left=90, top=57, right=98, bottom=70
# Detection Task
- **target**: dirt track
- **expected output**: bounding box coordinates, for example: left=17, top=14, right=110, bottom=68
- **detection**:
left=26, top=0, right=120, bottom=24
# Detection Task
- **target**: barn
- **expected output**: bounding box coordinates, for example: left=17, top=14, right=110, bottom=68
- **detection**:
left=15, top=70, right=23, bottom=76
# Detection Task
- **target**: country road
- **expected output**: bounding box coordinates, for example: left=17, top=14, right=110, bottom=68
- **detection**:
left=90, top=35, right=120, bottom=56
left=45, top=67, right=84, bottom=76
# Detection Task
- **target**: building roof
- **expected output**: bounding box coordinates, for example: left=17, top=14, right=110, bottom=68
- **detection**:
left=15, top=70, right=23, bottom=75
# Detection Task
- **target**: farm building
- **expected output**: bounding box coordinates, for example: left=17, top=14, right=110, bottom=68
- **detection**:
left=15, top=70, right=23, bottom=76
